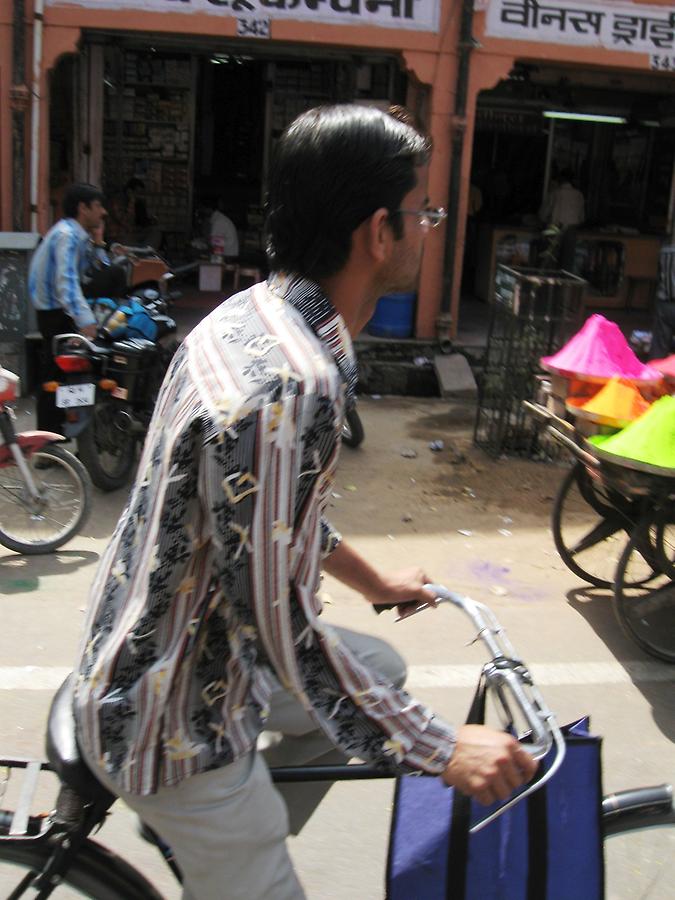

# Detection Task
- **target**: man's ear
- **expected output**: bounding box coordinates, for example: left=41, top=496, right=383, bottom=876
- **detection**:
left=361, top=207, right=391, bottom=263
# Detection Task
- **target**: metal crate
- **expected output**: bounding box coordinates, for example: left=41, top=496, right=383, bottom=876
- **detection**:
left=474, top=265, right=586, bottom=459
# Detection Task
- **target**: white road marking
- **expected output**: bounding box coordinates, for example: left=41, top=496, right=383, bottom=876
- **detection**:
left=0, top=661, right=674, bottom=692
left=407, top=661, right=675, bottom=688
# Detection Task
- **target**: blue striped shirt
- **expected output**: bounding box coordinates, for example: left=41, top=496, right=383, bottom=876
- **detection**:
left=28, top=218, right=96, bottom=329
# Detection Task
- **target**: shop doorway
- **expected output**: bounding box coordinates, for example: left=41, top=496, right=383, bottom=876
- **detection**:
left=94, top=40, right=405, bottom=272
left=463, top=62, right=675, bottom=327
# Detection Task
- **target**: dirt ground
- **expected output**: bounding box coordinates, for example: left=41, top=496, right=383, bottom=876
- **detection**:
left=332, top=395, right=564, bottom=537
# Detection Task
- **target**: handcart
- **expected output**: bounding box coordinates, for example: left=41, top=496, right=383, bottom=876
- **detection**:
left=524, top=400, right=675, bottom=663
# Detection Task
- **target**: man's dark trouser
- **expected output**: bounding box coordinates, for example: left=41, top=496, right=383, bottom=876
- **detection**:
left=36, top=308, right=78, bottom=434
left=649, top=302, right=675, bottom=361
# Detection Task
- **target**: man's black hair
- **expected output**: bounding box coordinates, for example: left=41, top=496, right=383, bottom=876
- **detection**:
left=265, top=104, right=431, bottom=282
left=125, top=177, right=145, bottom=192
left=63, top=183, right=105, bottom=219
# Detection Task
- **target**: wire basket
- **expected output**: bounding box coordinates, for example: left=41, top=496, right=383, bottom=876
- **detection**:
left=474, top=266, right=586, bottom=459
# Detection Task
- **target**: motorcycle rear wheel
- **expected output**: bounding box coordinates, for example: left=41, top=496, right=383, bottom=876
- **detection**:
left=0, top=445, right=92, bottom=554
left=77, top=400, right=137, bottom=492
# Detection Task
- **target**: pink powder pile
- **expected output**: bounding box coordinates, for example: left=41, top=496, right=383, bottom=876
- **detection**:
left=541, top=315, right=661, bottom=382
left=650, top=355, right=675, bottom=379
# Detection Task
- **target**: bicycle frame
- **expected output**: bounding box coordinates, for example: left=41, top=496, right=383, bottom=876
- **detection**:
left=1, top=590, right=673, bottom=896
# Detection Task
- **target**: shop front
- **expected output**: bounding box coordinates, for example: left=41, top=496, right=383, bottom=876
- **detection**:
left=1, top=0, right=462, bottom=339
left=455, top=0, right=675, bottom=336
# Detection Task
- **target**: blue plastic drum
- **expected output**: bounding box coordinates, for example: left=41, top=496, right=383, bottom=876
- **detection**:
left=367, top=292, right=416, bottom=338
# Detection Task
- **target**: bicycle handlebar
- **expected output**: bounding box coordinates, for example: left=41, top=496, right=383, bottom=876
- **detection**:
left=406, top=586, right=567, bottom=832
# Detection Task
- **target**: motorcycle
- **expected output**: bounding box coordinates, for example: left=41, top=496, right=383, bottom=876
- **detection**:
left=0, top=365, right=91, bottom=554
left=46, top=289, right=179, bottom=492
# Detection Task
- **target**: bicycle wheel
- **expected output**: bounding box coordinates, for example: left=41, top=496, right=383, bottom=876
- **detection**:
left=0, top=445, right=92, bottom=554
left=0, top=835, right=163, bottom=899
left=604, top=787, right=675, bottom=899
left=614, top=517, right=675, bottom=663
left=551, top=463, right=647, bottom=588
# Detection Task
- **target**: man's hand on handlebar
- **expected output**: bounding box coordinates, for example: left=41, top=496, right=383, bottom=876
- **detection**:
left=442, top=724, right=539, bottom=805
left=81, top=324, right=97, bottom=340
left=367, top=567, right=439, bottom=620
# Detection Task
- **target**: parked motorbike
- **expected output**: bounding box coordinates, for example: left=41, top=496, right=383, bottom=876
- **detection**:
left=0, top=365, right=91, bottom=554
left=45, top=292, right=179, bottom=492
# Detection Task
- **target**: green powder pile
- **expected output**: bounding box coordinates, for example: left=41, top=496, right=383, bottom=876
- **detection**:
left=589, top=395, right=675, bottom=469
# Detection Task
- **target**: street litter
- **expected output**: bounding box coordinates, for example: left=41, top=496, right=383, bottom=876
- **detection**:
left=498, top=529, right=512, bottom=537
left=400, top=448, right=418, bottom=458
left=371, top=394, right=382, bottom=400
left=490, top=585, right=508, bottom=597
left=462, top=486, right=476, bottom=498
left=402, top=514, right=413, bottom=523
left=457, top=529, right=473, bottom=536
left=414, top=356, right=431, bottom=367
left=429, top=440, right=444, bottom=451
left=500, top=516, right=513, bottom=525
left=331, top=492, right=342, bottom=499
left=345, top=485, right=358, bottom=492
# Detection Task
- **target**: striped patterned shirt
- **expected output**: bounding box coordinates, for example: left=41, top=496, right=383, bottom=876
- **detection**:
left=28, top=218, right=97, bottom=329
left=73, top=274, right=455, bottom=795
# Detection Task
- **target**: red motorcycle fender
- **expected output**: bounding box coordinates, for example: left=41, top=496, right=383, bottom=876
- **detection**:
left=0, top=430, right=66, bottom=465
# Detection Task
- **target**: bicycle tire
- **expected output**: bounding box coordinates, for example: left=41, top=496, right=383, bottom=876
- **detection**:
left=0, top=834, right=163, bottom=899
left=613, top=519, right=675, bottom=664
left=0, top=445, right=92, bottom=555
left=551, top=463, right=649, bottom=589
left=603, top=785, right=675, bottom=836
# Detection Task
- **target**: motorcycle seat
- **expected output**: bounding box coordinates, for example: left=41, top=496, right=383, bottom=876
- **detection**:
left=110, top=337, right=157, bottom=354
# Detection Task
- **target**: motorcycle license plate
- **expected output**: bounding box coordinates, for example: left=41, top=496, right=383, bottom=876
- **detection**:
left=56, top=383, right=96, bottom=408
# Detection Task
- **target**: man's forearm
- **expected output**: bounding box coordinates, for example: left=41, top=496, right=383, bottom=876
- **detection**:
left=322, top=540, right=386, bottom=604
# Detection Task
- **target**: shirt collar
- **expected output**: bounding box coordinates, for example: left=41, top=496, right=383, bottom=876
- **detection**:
left=267, top=272, right=358, bottom=403
left=64, top=218, right=91, bottom=243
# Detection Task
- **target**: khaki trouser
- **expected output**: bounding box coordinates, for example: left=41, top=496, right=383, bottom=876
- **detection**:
left=83, top=626, right=406, bottom=900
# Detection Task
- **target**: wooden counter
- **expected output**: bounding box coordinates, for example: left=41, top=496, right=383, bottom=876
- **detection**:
left=474, top=224, right=663, bottom=311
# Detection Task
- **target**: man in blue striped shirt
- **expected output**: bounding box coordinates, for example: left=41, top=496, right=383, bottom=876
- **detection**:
left=28, top=183, right=107, bottom=432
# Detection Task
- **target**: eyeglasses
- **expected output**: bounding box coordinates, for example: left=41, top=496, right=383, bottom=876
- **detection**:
left=394, top=206, right=447, bottom=230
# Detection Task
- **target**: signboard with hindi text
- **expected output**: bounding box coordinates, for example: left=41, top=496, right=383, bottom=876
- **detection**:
left=45, top=0, right=440, bottom=32
left=486, top=0, right=675, bottom=58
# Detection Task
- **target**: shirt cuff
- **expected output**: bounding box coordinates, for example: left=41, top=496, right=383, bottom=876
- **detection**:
left=320, top=518, right=342, bottom=559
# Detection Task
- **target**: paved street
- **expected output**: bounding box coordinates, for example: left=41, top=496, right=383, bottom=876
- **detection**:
left=1, top=395, right=674, bottom=898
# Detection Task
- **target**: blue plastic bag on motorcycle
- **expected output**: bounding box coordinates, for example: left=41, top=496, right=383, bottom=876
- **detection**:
left=88, top=297, right=158, bottom=342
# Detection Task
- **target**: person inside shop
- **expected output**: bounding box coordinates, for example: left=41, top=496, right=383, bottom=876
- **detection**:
left=107, top=177, right=160, bottom=249
left=71, top=104, right=537, bottom=900
left=28, top=182, right=105, bottom=433
left=209, top=196, right=239, bottom=260
left=540, top=168, right=585, bottom=271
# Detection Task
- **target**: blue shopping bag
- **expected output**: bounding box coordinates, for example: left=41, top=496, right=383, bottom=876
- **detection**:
left=386, top=716, right=603, bottom=900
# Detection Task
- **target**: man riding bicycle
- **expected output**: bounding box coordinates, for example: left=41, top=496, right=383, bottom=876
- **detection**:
left=72, top=105, right=536, bottom=899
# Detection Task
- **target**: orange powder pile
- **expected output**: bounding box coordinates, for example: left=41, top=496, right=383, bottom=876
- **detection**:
left=579, top=377, right=650, bottom=422
left=589, top=395, right=675, bottom=469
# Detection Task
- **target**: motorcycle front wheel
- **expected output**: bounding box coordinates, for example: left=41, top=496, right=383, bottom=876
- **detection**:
left=77, top=399, right=137, bottom=491
left=0, top=445, right=92, bottom=554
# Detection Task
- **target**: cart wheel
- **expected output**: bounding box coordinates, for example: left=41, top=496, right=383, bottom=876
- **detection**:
left=614, top=515, right=675, bottom=664
left=551, top=463, right=649, bottom=589
left=654, top=506, right=675, bottom=581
